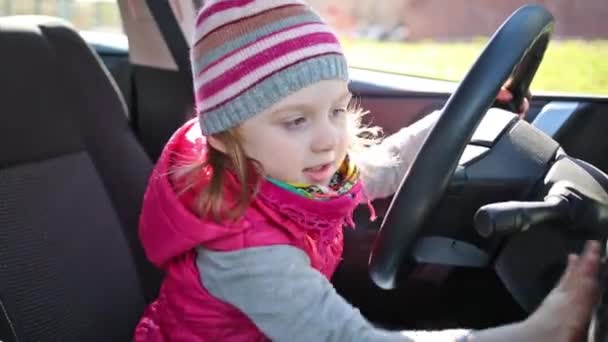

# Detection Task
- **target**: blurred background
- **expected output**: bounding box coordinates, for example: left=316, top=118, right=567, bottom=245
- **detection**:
left=0, top=0, right=122, bottom=32
left=1, top=0, right=606, bottom=95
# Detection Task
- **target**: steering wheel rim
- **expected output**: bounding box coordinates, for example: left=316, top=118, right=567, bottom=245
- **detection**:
left=368, top=5, right=555, bottom=290
left=495, top=24, right=550, bottom=114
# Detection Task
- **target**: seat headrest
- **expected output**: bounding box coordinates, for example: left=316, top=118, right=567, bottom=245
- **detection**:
left=0, top=15, right=129, bottom=168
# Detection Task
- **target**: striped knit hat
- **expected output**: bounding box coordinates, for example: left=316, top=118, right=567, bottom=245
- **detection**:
left=191, top=0, right=349, bottom=135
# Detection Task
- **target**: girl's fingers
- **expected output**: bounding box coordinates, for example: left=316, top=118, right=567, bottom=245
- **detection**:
left=496, top=87, right=513, bottom=102
left=577, top=241, right=601, bottom=277
left=557, top=241, right=601, bottom=290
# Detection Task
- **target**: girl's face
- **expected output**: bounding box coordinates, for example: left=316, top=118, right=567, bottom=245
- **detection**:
left=237, top=80, right=352, bottom=186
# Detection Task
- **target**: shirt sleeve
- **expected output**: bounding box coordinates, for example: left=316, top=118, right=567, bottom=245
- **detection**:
left=196, top=244, right=408, bottom=342
left=355, top=110, right=441, bottom=201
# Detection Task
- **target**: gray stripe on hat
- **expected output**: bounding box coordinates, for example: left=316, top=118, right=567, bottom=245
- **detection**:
left=199, top=53, right=349, bottom=135
left=193, top=12, right=322, bottom=74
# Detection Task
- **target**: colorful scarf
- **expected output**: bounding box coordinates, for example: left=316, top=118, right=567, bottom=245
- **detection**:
left=267, top=156, right=359, bottom=201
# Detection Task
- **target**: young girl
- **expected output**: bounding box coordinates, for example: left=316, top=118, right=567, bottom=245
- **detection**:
left=134, top=1, right=601, bottom=341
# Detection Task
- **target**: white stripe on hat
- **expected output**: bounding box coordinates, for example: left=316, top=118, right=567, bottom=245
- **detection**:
left=198, top=43, right=342, bottom=111
left=195, top=23, right=334, bottom=89
left=194, top=0, right=306, bottom=44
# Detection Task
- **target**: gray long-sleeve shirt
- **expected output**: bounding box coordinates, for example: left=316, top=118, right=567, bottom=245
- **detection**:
left=196, top=111, right=470, bottom=341
left=353, top=110, right=440, bottom=202
left=197, top=245, right=470, bottom=342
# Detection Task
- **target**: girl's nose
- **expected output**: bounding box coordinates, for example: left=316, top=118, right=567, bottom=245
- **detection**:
left=311, top=121, right=338, bottom=153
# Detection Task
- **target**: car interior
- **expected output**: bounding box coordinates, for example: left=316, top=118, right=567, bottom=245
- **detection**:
left=1, top=1, right=607, bottom=341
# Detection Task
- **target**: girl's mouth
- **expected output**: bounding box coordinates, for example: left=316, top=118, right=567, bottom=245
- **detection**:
left=303, top=163, right=333, bottom=183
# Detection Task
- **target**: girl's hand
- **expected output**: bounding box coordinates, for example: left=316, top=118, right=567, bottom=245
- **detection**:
left=496, top=86, right=531, bottom=118
left=526, top=241, right=601, bottom=342
left=460, top=241, right=601, bottom=342
left=496, top=77, right=532, bottom=118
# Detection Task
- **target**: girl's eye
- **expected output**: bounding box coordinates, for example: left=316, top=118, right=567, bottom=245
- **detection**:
left=283, top=116, right=307, bottom=129
left=331, top=107, right=347, bottom=117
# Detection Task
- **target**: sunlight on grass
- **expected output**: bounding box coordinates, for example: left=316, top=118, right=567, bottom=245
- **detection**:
left=341, top=38, right=608, bottom=96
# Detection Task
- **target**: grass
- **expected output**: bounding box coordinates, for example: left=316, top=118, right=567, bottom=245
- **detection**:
left=341, top=38, right=608, bottom=96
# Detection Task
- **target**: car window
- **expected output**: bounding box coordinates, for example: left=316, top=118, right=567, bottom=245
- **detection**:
left=9, top=1, right=602, bottom=96
left=308, top=1, right=608, bottom=96
left=0, top=0, right=123, bottom=33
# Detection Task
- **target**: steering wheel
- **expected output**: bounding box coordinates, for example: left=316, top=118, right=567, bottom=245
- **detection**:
left=369, top=5, right=555, bottom=289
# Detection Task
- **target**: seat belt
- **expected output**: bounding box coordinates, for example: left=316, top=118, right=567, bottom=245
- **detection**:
left=123, top=0, right=195, bottom=160
left=144, top=0, right=192, bottom=79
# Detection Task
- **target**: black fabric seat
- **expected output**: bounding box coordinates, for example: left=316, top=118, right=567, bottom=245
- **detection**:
left=0, top=17, right=162, bottom=341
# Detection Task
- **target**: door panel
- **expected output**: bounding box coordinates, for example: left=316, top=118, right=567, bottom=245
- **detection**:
left=358, top=97, right=444, bottom=135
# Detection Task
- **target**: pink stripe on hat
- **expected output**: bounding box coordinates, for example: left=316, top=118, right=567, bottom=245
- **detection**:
left=194, top=0, right=304, bottom=43
left=199, top=52, right=344, bottom=115
left=196, top=0, right=255, bottom=26
left=197, top=43, right=342, bottom=111
left=197, top=33, right=339, bottom=100
left=195, top=22, right=333, bottom=86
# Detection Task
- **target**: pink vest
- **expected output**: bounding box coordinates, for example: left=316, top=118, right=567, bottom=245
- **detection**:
left=134, top=120, right=363, bottom=341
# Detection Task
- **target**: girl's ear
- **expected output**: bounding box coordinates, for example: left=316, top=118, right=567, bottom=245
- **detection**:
left=207, top=136, right=227, bottom=153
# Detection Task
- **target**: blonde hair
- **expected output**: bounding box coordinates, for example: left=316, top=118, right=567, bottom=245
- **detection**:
left=172, top=101, right=384, bottom=222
